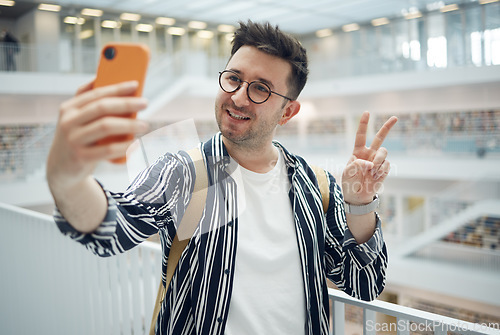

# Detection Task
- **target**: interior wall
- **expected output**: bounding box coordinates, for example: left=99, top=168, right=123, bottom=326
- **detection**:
left=34, top=10, right=60, bottom=72
left=16, top=9, right=36, bottom=70
left=0, top=18, right=16, bottom=33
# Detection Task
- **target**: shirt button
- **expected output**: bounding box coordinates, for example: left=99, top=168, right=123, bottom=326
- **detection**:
left=224, top=269, right=230, bottom=275
left=227, top=221, right=233, bottom=227
left=217, top=317, right=223, bottom=323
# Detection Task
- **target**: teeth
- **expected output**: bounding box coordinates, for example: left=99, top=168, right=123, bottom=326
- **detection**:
left=229, top=110, right=250, bottom=120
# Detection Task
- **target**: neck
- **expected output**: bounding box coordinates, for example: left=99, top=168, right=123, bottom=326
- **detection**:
left=222, top=135, right=279, bottom=173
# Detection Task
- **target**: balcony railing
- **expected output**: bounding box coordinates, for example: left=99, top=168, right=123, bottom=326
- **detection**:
left=0, top=42, right=227, bottom=77
left=329, top=288, right=500, bottom=335
left=0, top=202, right=162, bottom=335
left=1, top=202, right=498, bottom=335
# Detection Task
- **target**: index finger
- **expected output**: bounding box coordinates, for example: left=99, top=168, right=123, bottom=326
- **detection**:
left=369, top=116, right=398, bottom=151
left=63, top=80, right=140, bottom=111
left=75, top=80, right=95, bottom=95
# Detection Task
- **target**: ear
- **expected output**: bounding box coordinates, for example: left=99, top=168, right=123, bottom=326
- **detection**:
left=278, top=100, right=301, bottom=126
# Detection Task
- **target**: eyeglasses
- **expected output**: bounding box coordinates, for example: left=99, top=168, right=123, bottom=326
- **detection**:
left=218, top=70, right=293, bottom=104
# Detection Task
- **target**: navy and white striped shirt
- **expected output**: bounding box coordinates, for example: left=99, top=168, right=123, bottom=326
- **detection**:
left=55, top=132, right=387, bottom=335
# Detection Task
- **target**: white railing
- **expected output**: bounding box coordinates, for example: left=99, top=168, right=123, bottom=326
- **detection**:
left=391, top=200, right=500, bottom=257
left=0, top=42, right=225, bottom=76
left=1, top=202, right=499, bottom=335
left=429, top=179, right=499, bottom=228
left=2, top=35, right=498, bottom=78
left=329, top=289, right=500, bottom=335
left=0, top=43, right=97, bottom=73
left=0, top=202, right=162, bottom=335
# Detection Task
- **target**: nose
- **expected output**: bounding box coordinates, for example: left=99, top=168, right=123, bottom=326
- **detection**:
left=231, top=82, right=251, bottom=107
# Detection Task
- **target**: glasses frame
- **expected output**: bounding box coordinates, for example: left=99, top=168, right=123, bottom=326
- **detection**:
left=218, top=70, right=293, bottom=104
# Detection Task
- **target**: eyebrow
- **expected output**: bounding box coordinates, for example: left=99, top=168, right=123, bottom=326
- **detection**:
left=227, top=68, right=275, bottom=90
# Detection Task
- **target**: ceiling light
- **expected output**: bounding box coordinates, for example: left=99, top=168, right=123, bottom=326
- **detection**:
left=81, top=8, right=103, bottom=17
left=197, top=30, right=214, bottom=39
left=64, top=16, right=77, bottom=24
left=156, top=17, right=175, bottom=25
left=120, top=13, right=141, bottom=21
left=371, top=17, right=390, bottom=26
left=167, top=27, right=186, bottom=36
left=136, top=24, right=154, bottom=33
left=315, top=28, right=333, bottom=38
left=440, top=4, right=459, bottom=12
left=79, top=30, right=94, bottom=40
left=0, top=0, right=15, bottom=7
left=101, top=20, right=121, bottom=29
left=64, top=16, right=85, bottom=25
left=225, top=33, right=233, bottom=42
left=479, top=0, right=499, bottom=4
left=38, top=3, right=61, bottom=12
left=188, top=21, right=207, bottom=30
left=404, top=11, right=422, bottom=19
left=218, top=24, right=235, bottom=33
left=342, top=23, right=360, bottom=32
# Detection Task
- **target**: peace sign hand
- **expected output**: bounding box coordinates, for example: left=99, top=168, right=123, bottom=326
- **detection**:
left=342, top=112, right=398, bottom=205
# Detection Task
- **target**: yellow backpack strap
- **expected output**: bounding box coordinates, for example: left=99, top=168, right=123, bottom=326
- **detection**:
left=311, top=165, right=330, bottom=214
left=149, top=147, right=208, bottom=335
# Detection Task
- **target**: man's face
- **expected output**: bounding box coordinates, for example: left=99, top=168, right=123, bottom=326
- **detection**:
left=215, top=45, right=294, bottom=150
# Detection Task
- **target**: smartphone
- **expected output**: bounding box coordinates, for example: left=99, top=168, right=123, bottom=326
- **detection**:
left=94, top=43, right=150, bottom=164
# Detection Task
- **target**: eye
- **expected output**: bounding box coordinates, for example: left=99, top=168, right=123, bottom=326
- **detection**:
left=227, top=74, right=241, bottom=83
left=253, top=82, right=270, bottom=93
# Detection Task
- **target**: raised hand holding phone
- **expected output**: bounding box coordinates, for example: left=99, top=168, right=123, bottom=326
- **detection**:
left=46, top=43, right=150, bottom=233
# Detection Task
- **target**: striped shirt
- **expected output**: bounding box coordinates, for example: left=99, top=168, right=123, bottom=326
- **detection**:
left=54, top=132, right=387, bottom=335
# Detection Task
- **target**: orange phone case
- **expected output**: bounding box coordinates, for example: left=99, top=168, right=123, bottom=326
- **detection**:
left=94, top=43, right=150, bottom=164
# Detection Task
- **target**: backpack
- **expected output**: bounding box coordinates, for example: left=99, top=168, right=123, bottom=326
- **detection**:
left=149, top=147, right=330, bottom=334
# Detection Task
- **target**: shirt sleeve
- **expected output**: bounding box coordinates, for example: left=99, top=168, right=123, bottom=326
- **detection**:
left=53, top=151, right=195, bottom=257
left=323, top=172, right=388, bottom=301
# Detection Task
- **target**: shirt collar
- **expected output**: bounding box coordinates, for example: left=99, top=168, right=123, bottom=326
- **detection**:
left=202, top=132, right=300, bottom=173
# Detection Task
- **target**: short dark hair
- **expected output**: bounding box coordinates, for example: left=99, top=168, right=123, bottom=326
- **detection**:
left=230, top=20, right=309, bottom=100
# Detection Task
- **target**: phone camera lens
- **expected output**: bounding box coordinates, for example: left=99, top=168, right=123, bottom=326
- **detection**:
left=104, top=47, right=116, bottom=60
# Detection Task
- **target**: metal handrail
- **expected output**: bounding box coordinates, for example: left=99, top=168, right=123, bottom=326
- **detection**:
left=329, top=288, right=500, bottom=335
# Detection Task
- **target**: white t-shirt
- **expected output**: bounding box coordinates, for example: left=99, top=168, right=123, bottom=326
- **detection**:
left=225, top=151, right=306, bottom=335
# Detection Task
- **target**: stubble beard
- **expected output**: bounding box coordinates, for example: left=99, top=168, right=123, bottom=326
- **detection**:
left=215, top=101, right=280, bottom=152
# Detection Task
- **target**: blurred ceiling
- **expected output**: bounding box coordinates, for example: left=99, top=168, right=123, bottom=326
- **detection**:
left=0, top=1, right=37, bottom=20
left=0, top=0, right=482, bottom=34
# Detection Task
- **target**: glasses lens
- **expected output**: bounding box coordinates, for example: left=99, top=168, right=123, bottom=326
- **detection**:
left=248, top=82, right=271, bottom=104
left=220, top=71, right=240, bottom=93
left=219, top=71, right=272, bottom=104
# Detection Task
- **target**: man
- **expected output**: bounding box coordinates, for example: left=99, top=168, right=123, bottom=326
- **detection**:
left=1, top=28, right=19, bottom=71
left=47, top=21, right=397, bottom=335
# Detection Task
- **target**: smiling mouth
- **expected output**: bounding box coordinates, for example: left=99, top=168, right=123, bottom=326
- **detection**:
left=228, top=110, right=250, bottom=120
